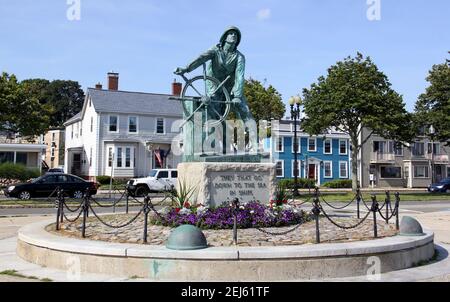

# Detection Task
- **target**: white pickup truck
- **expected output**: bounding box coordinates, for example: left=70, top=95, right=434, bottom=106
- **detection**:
left=126, top=169, right=178, bottom=196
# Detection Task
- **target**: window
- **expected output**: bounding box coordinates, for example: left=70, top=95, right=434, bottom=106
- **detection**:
left=57, top=175, right=69, bottom=183
left=373, top=141, right=388, bottom=153
left=291, top=160, right=301, bottom=177
left=41, top=175, right=57, bottom=184
left=380, top=166, right=402, bottom=179
left=412, top=142, right=425, bottom=156
left=171, top=171, right=178, bottom=178
left=0, top=152, right=14, bottom=164
left=90, top=117, right=94, bottom=132
left=339, top=162, right=348, bottom=178
left=108, top=148, right=113, bottom=167
left=109, top=116, right=118, bottom=132
left=414, top=166, right=429, bottom=178
left=275, top=136, right=284, bottom=152
left=276, top=160, right=284, bottom=177
left=70, top=176, right=84, bottom=183
left=128, top=117, right=138, bottom=133
left=339, top=140, right=347, bottom=155
left=125, top=148, right=131, bottom=167
left=156, top=118, right=165, bottom=134
left=16, top=153, right=27, bottom=165
left=308, top=138, right=317, bottom=152
left=428, top=143, right=440, bottom=155
left=393, top=142, right=403, bottom=156
left=324, top=161, right=333, bottom=178
left=51, top=148, right=55, bottom=158
left=117, top=147, right=122, bottom=167
left=52, top=132, right=56, bottom=142
left=292, top=137, right=300, bottom=153
left=324, top=139, right=332, bottom=154
left=158, top=171, right=169, bottom=179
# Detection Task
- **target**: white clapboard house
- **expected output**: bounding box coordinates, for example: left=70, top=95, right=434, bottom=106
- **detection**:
left=64, top=72, right=183, bottom=180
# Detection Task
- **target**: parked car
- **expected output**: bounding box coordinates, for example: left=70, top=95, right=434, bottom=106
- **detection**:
left=126, top=169, right=178, bottom=197
left=3, top=173, right=99, bottom=200
left=46, top=168, right=64, bottom=174
left=428, top=178, right=450, bottom=193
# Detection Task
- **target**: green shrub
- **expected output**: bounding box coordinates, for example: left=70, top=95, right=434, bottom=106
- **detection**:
left=322, top=179, right=352, bottom=188
left=0, top=163, right=41, bottom=182
left=277, top=178, right=316, bottom=189
left=96, top=175, right=112, bottom=185
left=96, top=176, right=130, bottom=186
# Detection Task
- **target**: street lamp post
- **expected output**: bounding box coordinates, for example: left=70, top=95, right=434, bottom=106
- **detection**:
left=289, top=96, right=302, bottom=197
left=429, top=125, right=436, bottom=184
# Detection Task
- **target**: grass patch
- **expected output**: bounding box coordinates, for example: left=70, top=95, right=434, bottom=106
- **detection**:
left=129, top=275, right=142, bottom=280
left=0, top=270, right=51, bottom=281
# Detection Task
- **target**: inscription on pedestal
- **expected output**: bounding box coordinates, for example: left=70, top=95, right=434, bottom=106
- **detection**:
left=209, top=172, right=270, bottom=205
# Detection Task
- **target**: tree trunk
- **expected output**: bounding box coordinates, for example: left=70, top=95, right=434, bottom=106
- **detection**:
left=351, top=139, right=359, bottom=192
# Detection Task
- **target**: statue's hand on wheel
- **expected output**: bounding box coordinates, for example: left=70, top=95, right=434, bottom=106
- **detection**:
left=174, top=67, right=187, bottom=75
left=232, top=98, right=241, bottom=104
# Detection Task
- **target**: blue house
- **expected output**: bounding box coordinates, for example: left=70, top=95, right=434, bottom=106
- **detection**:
left=266, top=119, right=352, bottom=186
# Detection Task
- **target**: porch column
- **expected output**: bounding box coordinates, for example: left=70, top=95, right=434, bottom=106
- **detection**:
left=13, top=151, right=17, bottom=164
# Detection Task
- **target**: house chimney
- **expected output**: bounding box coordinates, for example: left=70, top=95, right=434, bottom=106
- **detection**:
left=95, top=82, right=103, bottom=89
left=172, top=79, right=182, bottom=96
left=107, top=72, right=119, bottom=91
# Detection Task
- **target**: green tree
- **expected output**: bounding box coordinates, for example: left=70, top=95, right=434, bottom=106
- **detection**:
left=301, top=53, right=413, bottom=191
left=20, top=79, right=85, bottom=127
left=244, top=78, right=285, bottom=125
left=414, top=57, right=450, bottom=145
left=0, top=72, right=51, bottom=139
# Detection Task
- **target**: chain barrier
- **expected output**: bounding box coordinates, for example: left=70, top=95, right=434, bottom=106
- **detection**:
left=256, top=223, right=303, bottom=236
left=53, top=184, right=401, bottom=245
left=360, top=195, right=372, bottom=211
left=319, top=194, right=357, bottom=210
left=63, top=210, right=83, bottom=223
left=89, top=205, right=143, bottom=229
left=320, top=206, right=372, bottom=230
left=44, top=186, right=60, bottom=203
left=63, top=201, right=82, bottom=213
left=377, top=207, right=396, bottom=222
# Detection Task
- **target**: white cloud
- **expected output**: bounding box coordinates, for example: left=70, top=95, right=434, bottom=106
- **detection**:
left=257, top=8, right=271, bottom=21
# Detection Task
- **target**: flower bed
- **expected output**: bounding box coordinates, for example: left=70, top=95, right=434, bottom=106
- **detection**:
left=151, top=201, right=311, bottom=230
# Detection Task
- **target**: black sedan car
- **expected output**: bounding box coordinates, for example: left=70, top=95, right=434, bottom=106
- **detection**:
left=4, top=173, right=98, bottom=200
left=428, top=178, right=450, bottom=193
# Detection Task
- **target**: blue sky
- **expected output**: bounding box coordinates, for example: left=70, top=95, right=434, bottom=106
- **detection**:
left=0, top=0, right=449, bottom=112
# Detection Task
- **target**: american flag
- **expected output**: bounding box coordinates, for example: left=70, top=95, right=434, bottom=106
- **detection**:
left=154, top=148, right=164, bottom=167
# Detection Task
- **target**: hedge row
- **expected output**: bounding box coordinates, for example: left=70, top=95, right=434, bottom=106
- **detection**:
left=0, top=163, right=41, bottom=183
left=278, top=178, right=353, bottom=189
left=322, top=179, right=353, bottom=188
left=277, top=178, right=317, bottom=189
left=96, top=176, right=129, bottom=186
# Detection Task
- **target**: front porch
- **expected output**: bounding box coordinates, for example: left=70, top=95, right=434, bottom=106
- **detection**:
left=0, top=144, right=46, bottom=171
